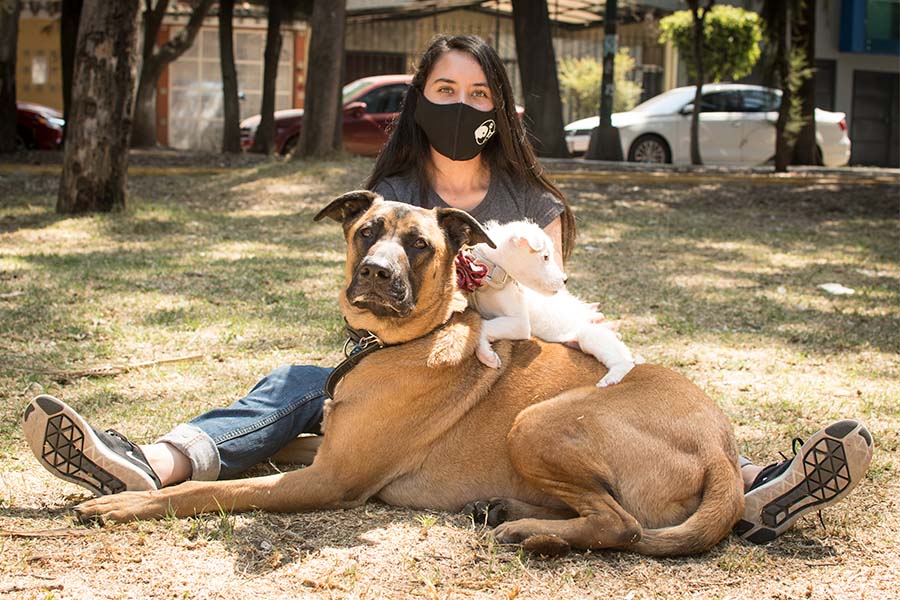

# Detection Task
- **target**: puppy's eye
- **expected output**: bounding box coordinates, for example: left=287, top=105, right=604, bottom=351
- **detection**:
left=359, top=226, right=373, bottom=238
left=543, top=254, right=550, bottom=262
left=413, top=238, right=428, bottom=249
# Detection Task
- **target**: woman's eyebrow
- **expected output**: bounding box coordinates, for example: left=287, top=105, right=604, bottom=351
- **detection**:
left=432, top=77, right=490, bottom=87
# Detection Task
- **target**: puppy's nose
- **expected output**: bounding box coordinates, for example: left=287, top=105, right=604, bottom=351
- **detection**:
left=359, top=257, right=393, bottom=281
left=563, top=275, right=569, bottom=285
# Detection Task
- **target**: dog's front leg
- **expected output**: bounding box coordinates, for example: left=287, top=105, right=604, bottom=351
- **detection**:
left=74, top=463, right=363, bottom=523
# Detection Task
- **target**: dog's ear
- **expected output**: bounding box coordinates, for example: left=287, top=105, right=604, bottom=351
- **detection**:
left=436, top=208, right=496, bottom=252
left=314, top=190, right=380, bottom=229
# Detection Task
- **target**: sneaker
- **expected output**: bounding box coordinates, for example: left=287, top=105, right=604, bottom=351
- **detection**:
left=735, top=419, right=873, bottom=544
left=22, top=395, right=161, bottom=496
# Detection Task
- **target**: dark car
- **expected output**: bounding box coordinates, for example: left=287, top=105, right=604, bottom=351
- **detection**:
left=16, top=101, right=65, bottom=150
left=240, top=74, right=413, bottom=156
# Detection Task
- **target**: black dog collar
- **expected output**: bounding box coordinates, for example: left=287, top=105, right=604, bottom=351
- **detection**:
left=324, top=317, right=453, bottom=400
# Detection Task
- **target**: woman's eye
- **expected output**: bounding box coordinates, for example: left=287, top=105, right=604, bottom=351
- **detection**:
left=472, top=89, right=487, bottom=98
left=359, top=227, right=373, bottom=238
left=414, top=238, right=428, bottom=249
left=438, top=86, right=453, bottom=94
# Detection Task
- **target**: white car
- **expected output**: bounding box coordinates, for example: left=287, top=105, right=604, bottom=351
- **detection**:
left=565, top=84, right=851, bottom=167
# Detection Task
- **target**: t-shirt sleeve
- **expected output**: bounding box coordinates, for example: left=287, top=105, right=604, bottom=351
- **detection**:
left=526, top=187, right=566, bottom=228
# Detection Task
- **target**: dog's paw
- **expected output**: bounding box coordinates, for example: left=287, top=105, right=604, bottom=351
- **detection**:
left=596, top=362, right=635, bottom=387
left=464, top=498, right=509, bottom=527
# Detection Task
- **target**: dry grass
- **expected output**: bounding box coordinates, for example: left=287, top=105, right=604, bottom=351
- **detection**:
left=1, top=157, right=898, bottom=599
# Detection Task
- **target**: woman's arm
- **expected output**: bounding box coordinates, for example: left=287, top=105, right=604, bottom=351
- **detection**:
left=542, top=216, right=565, bottom=270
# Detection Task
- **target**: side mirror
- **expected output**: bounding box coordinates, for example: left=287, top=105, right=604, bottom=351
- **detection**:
left=680, top=103, right=694, bottom=115
left=344, top=101, right=366, bottom=118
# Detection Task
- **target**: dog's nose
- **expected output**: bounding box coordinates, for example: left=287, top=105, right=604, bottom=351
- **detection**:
left=358, top=257, right=393, bottom=281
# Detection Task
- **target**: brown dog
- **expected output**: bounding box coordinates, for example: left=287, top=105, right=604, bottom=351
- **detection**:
left=75, top=191, right=744, bottom=556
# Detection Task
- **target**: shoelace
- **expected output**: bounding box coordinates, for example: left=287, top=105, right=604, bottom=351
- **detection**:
left=104, top=428, right=137, bottom=451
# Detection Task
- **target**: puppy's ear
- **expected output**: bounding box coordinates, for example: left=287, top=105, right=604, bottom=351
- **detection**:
left=436, top=208, right=496, bottom=252
left=511, top=230, right=545, bottom=253
left=314, top=190, right=380, bottom=230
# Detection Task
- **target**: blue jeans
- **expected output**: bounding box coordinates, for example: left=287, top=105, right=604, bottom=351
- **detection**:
left=157, top=365, right=330, bottom=481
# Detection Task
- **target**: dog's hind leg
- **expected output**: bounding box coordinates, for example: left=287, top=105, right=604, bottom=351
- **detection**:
left=495, top=396, right=643, bottom=554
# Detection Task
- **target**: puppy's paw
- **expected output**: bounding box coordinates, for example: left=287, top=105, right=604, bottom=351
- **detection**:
left=597, top=362, right=635, bottom=387
left=475, top=344, right=501, bottom=369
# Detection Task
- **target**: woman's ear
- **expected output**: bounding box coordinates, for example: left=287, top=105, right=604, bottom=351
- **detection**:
left=436, top=208, right=496, bottom=253
left=314, top=190, right=381, bottom=232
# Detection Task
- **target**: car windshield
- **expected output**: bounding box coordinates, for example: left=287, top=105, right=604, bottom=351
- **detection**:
left=342, top=79, right=374, bottom=104
left=629, top=89, right=694, bottom=115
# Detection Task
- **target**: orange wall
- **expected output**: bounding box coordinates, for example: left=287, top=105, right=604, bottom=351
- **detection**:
left=17, top=18, right=64, bottom=111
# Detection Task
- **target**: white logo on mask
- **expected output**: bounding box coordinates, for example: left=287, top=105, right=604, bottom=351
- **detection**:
left=474, top=120, right=496, bottom=145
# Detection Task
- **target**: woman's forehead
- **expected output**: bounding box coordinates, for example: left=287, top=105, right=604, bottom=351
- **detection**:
left=426, top=50, right=487, bottom=86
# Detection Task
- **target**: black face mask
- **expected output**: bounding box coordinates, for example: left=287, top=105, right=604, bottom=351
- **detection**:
left=414, top=89, right=498, bottom=161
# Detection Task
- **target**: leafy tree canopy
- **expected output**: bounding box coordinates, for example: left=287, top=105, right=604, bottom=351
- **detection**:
left=558, top=49, right=643, bottom=120
left=658, top=5, right=762, bottom=83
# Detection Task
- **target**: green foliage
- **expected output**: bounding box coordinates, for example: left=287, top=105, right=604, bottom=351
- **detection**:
left=558, top=49, right=643, bottom=120
left=659, top=5, right=763, bottom=83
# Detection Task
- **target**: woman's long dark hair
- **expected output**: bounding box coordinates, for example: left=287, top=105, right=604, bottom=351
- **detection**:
left=365, top=34, right=576, bottom=261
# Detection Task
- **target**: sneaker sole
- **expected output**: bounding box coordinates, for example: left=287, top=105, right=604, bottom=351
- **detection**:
left=22, top=395, right=157, bottom=496
left=735, top=419, right=873, bottom=544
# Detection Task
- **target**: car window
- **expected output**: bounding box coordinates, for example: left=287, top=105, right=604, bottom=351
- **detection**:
left=358, top=84, right=409, bottom=114
left=700, top=91, right=743, bottom=112
left=741, top=89, right=781, bottom=112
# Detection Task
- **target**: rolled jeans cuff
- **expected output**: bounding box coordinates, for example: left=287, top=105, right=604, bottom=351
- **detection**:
left=157, top=424, right=221, bottom=482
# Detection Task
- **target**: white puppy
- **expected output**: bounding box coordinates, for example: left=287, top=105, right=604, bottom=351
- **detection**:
left=465, top=220, right=638, bottom=387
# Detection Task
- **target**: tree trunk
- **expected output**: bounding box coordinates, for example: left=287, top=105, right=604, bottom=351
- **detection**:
left=297, top=0, right=346, bottom=158
left=0, top=0, right=21, bottom=153
left=57, top=0, right=141, bottom=213
left=773, top=2, right=792, bottom=173
left=219, top=0, right=241, bottom=153
left=61, top=0, right=83, bottom=144
left=511, top=0, right=569, bottom=157
left=250, top=0, right=285, bottom=154
left=689, top=2, right=710, bottom=166
left=792, top=0, right=817, bottom=165
left=131, top=0, right=213, bottom=148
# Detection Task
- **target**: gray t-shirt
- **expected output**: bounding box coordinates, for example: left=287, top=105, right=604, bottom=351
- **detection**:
left=371, top=170, right=564, bottom=228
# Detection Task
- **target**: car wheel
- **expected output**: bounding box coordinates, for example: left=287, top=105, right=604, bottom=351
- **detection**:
left=281, top=135, right=299, bottom=156
left=15, top=128, right=32, bottom=150
left=628, top=135, right=671, bottom=164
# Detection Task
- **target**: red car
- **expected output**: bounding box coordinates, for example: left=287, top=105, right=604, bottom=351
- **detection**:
left=240, top=74, right=525, bottom=156
left=241, top=74, right=413, bottom=156
left=16, top=102, right=65, bottom=150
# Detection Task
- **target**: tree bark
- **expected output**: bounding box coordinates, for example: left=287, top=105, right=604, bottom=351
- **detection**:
left=792, top=0, right=817, bottom=165
left=297, top=0, right=346, bottom=158
left=0, top=0, right=21, bottom=153
left=773, top=2, right=792, bottom=173
left=57, top=0, right=141, bottom=213
left=219, top=0, right=241, bottom=153
left=61, top=0, right=83, bottom=144
left=131, top=0, right=213, bottom=148
left=688, top=1, right=713, bottom=166
left=250, top=0, right=285, bottom=154
left=511, top=0, right=569, bottom=157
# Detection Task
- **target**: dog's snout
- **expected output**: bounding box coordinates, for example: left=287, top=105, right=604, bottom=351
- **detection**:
left=359, top=258, right=392, bottom=281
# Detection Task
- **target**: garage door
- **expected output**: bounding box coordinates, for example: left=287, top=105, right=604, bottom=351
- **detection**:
left=850, top=70, right=900, bottom=167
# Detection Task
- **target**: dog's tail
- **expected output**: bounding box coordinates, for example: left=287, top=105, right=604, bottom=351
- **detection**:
left=628, top=455, right=744, bottom=556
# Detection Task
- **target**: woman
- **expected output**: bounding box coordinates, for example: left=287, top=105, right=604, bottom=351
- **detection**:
left=23, top=35, right=870, bottom=544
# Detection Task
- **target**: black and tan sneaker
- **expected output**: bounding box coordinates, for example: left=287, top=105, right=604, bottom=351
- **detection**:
left=22, top=395, right=161, bottom=496
left=735, top=419, right=873, bottom=544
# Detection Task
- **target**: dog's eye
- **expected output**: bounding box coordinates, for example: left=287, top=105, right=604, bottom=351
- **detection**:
left=413, top=238, right=428, bottom=249
left=359, top=226, right=373, bottom=238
